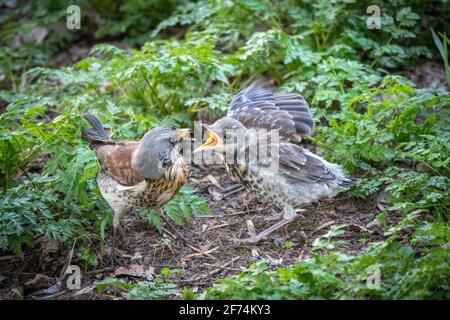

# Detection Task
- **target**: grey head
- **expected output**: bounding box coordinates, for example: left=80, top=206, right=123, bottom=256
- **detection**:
left=210, top=117, right=247, bottom=135
left=199, top=117, right=280, bottom=166
left=131, top=127, right=190, bottom=180
left=193, top=117, right=251, bottom=162
left=211, top=117, right=249, bottom=155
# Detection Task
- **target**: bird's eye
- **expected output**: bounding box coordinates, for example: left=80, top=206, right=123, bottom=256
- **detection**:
left=224, top=130, right=236, bottom=142
left=162, top=157, right=172, bottom=167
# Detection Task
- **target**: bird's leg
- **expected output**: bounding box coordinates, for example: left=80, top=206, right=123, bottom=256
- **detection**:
left=264, top=213, right=282, bottom=221
left=106, top=227, right=122, bottom=268
left=110, top=227, right=118, bottom=266
left=106, top=212, right=122, bottom=267
left=159, top=208, right=193, bottom=245
left=233, top=206, right=299, bottom=244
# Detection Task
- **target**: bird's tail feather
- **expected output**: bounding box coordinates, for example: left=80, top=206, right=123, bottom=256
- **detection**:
left=338, top=177, right=359, bottom=188
left=81, top=114, right=111, bottom=143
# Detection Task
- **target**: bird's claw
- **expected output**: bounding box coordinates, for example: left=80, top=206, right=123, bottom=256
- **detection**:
left=105, top=238, right=121, bottom=268
left=105, top=253, right=121, bottom=268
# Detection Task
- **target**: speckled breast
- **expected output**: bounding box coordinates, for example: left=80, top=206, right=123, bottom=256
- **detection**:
left=140, top=158, right=189, bottom=209
left=226, top=163, right=290, bottom=209
left=98, top=157, right=189, bottom=214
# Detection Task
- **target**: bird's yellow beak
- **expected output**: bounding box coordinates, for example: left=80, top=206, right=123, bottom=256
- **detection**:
left=194, top=128, right=221, bottom=153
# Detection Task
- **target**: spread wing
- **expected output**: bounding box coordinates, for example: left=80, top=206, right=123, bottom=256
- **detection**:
left=227, top=80, right=314, bottom=140
left=95, top=142, right=144, bottom=186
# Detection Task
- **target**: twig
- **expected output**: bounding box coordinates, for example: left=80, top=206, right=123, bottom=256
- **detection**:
left=0, top=255, right=18, bottom=261
left=162, top=227, right=176, bottom=239
left=226, top=205, right=271, bottom=216
left=161, top=214, right=193, bottom=246
left=203, top=262, right=241, bottom=272
left=206, top=175, right=223, bottom=190
left=312, top=221, right=335, bottom=234
left=86, top=267, right=114, bottom=275
left=59, top=238, right=77, bottom=278
left=195, top=215, right=225, bottom=218
left=349, top=223, right=374, bottom=234
left=223, top=185, right=245, bottom=197
left=223, top=184, right=243, bottom=193
left=185, top=244, right=219, bottom=260
left=37, top=290, right=67, bottom=300
left=178, top=256, right=241, bottom=283
left=206, top=223, right=235, bottom=231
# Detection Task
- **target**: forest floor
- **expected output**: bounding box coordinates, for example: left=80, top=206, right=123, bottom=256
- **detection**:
left=0, top=35, right=444, bottom=298
left=0, top=157, right=397, bottom=300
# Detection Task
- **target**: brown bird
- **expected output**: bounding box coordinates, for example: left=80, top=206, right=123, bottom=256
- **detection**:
left=195, top=81, right=357, bottom=243
left=82, top=115, right=190, bottom=261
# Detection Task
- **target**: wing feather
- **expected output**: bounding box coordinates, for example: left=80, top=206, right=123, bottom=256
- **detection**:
left=256, top=142, right=338, bottom=185
left=95, top=142, right=144, bottom=186
left=277, top=143, right=337, bottom=184
left=227, top=80, right=314, bottom=140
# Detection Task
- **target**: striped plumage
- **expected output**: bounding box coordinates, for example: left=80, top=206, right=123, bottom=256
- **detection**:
left=196, top=80, right=357, bottom=243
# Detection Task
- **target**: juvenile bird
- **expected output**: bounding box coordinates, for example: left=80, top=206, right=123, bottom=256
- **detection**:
left=82, top=115, right=190, bottom=260
left=195, top=81, right=357, bottom=243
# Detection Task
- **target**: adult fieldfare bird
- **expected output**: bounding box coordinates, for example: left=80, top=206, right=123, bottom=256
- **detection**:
left=195, top=80, right=357, bottom=243
left=82, top=115, right=190, bottom=260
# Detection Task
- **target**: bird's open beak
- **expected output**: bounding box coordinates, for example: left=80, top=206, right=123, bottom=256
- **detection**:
left=194, top=125, right=221, bottom=153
